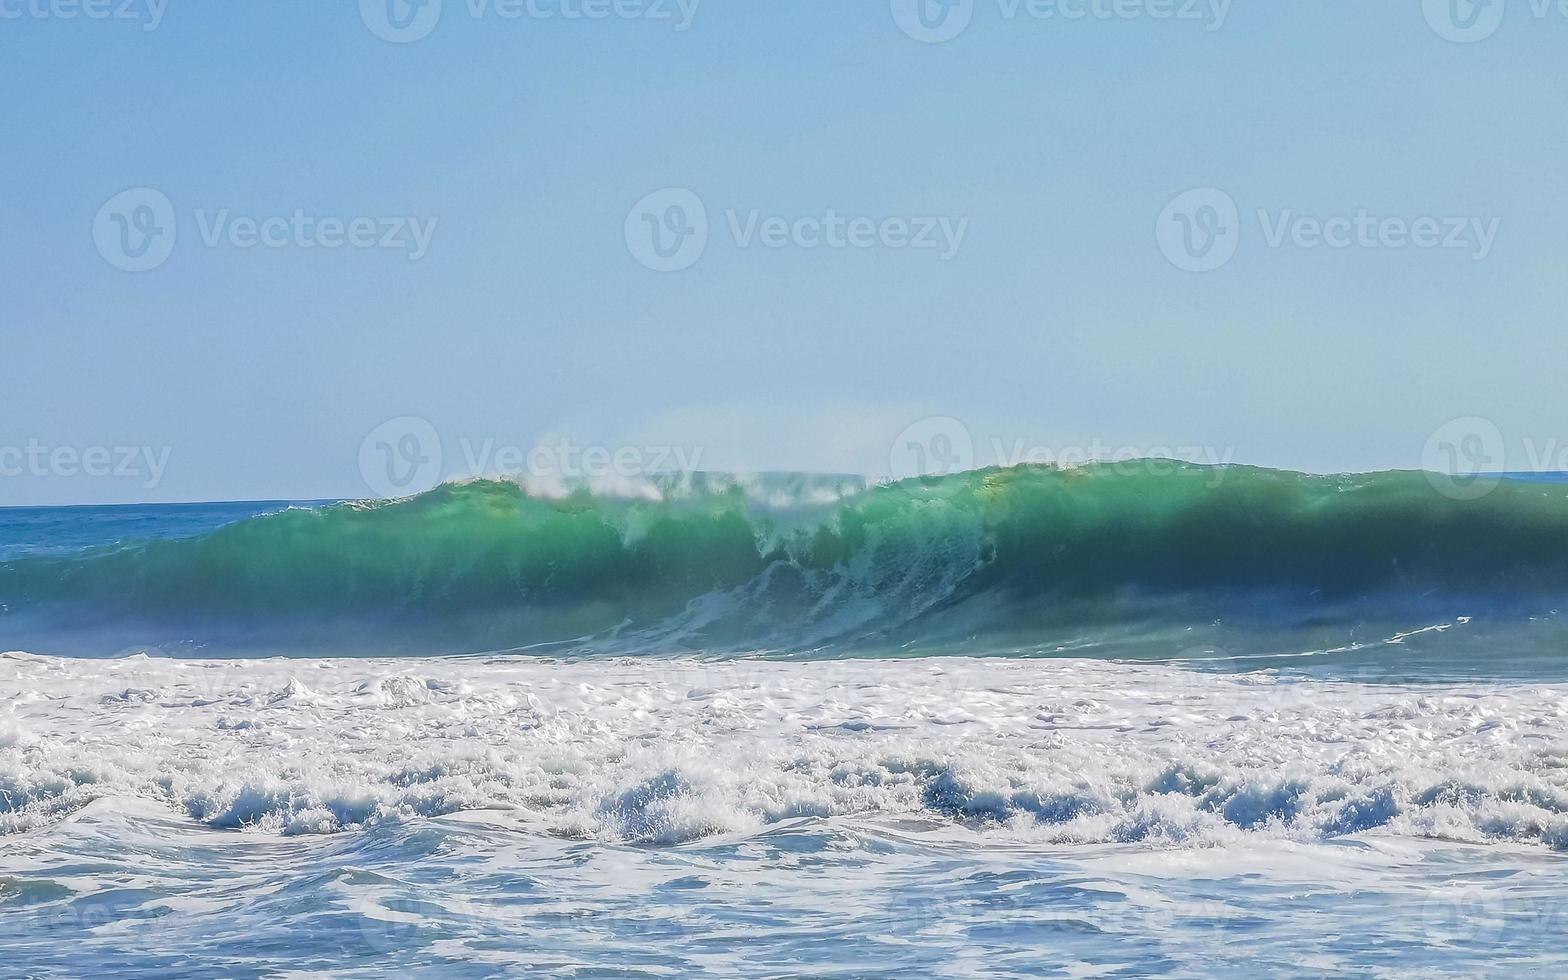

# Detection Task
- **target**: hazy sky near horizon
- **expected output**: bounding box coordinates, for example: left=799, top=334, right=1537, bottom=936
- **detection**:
left=4, top=0, right=1567, bottom=504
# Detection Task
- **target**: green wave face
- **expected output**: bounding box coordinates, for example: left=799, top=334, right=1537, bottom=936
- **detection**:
left=4, top=464, right=1568, bottom=657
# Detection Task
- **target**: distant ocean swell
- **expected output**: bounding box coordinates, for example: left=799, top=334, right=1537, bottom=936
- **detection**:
left=3, top=463, right=1567, bottom=657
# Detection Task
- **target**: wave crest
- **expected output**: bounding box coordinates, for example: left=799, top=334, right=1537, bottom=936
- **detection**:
left=4, top=464, right=1568, bottom=656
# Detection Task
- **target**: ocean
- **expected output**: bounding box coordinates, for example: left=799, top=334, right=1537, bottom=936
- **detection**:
left=3, top=463, right=1567, bottom=976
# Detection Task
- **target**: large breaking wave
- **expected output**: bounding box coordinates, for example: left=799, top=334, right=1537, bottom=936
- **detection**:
left=3, top=463, right=1567, bottom=658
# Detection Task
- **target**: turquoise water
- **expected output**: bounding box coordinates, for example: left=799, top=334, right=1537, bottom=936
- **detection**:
left=6, top=465, right=1568, bottom=669
left=3, top=467, right=1567, bottom=976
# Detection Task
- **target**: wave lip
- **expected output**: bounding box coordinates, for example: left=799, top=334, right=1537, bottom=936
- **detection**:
left=3, top=463, right=1568, bottom=656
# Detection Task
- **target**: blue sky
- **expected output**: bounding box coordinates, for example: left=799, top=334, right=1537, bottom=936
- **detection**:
left=3, top=0, right=1566, bottom=504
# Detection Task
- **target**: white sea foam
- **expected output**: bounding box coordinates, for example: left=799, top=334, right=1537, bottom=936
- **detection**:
left=2, top=652, right=1566, bottom=848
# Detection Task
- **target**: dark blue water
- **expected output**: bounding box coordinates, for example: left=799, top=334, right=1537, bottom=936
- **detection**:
left=0, top=500, right=327, bottom=561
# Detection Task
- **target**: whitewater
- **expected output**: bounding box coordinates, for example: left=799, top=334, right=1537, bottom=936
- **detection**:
left=6, top=651, right=1568, bottom=975
left=4, top=464, right=1568, bottom=975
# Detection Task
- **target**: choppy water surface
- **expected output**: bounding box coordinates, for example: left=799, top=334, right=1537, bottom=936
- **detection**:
left=6, top=803, right=1566, bottom=978
left=2, top=654, right=1567, bottom=976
